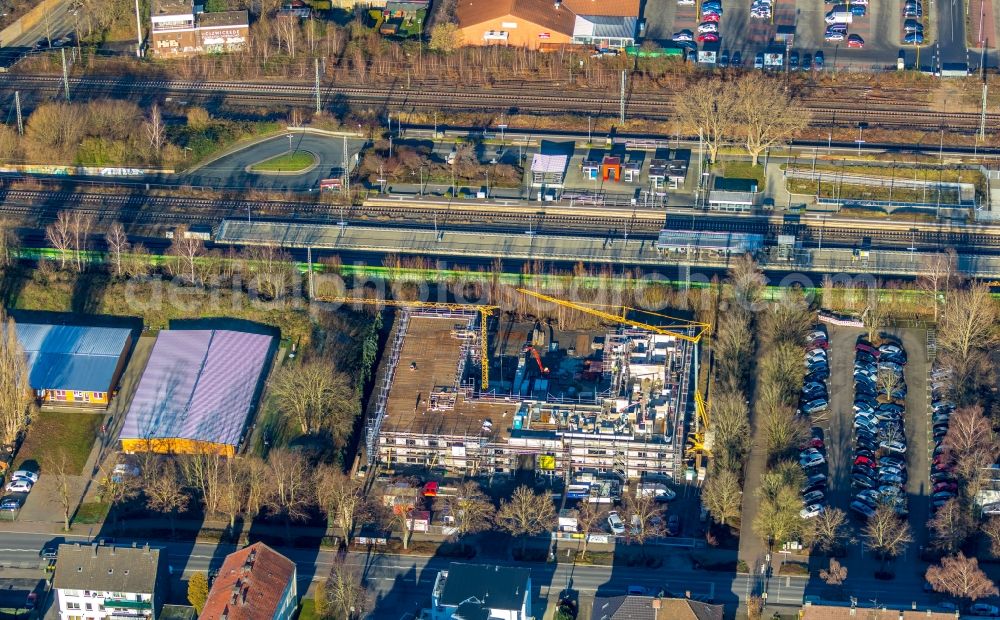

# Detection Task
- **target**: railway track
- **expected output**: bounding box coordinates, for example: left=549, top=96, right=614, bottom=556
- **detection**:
left=3, top=75, right=994, bottom=129
left=7, top=188, right=1000, bottom=251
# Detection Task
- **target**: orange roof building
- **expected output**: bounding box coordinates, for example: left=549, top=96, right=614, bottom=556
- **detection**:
left=456, top=0, right=639, bottom=49
left=199, top=544, right=297, bottom=620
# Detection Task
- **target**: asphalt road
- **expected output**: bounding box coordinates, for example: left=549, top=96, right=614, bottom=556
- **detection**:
left=937, top=0, right=970, bottom=65
left=182, top=133, right=364, bottom=192
left=2, top=0, right=78, bottom=48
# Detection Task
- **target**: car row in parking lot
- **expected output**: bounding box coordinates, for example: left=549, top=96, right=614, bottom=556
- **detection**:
left=799, top=326, right=831, bottom=520
left=1, top=469, right=38, bottom=513
left=928, top=363, right=959, bottom=513
left=850, top=338, right=909, bottom=518
left=901, top=0, right=925, bottom=44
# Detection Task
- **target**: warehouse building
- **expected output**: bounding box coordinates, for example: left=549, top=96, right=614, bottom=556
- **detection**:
left=119, top=329, right=274, bottom=456
left=15, top=323, right=132, bottom=407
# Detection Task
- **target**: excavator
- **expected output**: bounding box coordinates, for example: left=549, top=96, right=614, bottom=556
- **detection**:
left=524, top=345, right=550, bottom=376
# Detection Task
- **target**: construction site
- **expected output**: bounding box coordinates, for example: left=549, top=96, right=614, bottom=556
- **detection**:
left=363, top=293, right=705, bottom=482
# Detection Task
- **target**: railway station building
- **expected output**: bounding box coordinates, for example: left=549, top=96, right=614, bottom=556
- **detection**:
left=366, top=309, right=697, bottom=481
left=149, top=0, right=248, bottom=57
left=15, top=323, right=133, bottom=407
left=119, top=329, right=275, bottom=456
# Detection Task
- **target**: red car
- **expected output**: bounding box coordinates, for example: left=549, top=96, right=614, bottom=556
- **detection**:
left=847, top=34, right=865, bottom=48
left=856, top=343, right=878, bottom=356
left=934, top=482, right=958, bottom=493
left=809, top=339, right=829, bottom=350
left=801, top=438, right=825, bottom=450
left=697, top=32, right=720, bottom=42
left=701, top=12, right=721, bottom=22
left=854, top=455, right=875, bottom=467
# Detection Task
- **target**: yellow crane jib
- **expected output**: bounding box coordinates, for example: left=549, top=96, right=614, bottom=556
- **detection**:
left=315, top=296, right=498, bottom=390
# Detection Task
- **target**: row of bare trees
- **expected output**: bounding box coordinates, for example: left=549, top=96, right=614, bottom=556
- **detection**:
left=675, top=74, right=809, bottom=164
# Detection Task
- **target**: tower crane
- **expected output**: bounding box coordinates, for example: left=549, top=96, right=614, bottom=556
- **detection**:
left=515, top=288, right=712, bottom=457
left=316, top=296, right=499, bottom=390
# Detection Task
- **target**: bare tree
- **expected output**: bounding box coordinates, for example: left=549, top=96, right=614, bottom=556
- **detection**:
left=820, top=558, right=848, bottom=586
left=495, top=485, right=557, bottom=552
left=125, top=242, right=152, bottom=279
left=808, top=507, right=849, bottom=555
left=265, top=448, right=312, bottom=541
left=674, top=80, right=740, bottom=163
left=144, top=104, right=166, bottom=156
left=443, top=481, right=494, bottom=545
left=622, top=492, right=665, bottom=548
left=929, top=498, right=974, bottom=554
left=47, top=449, right=75, bottom=532
left=762, top=401, right=809, bottom=460
left=270, top=360, right=358, bottom=442
left=388, top=500, right=416, bottom=550
left=0, top=314, right=34, bottom=445
left=702, top=469, right=742, bottom=527
left=916, top=249, right=958, bottom=321
left=214, top=456, right=248, bottom=530
left=943, top=405, right=1000, bottom=496
left=862, top=285, right=888, bottom=343
left=97, top=458, right=139, bottom=530
left=876, top=367, right=903, bottom=402
left=726, top=253, right=766, bottom=312
left=983, top=516, right=1000, bottom=557
left=180, top=449, right=224, bottom=516
left=938, top=282, right=998, bottom=363
left=327, top=558, right=369, bottom=620
left=105, top=222, right=130, bottom=278
left=735, top=73, right=809, bottom=166
left=243, top=454, right=270, bottom=523
left=0, top=221, right=20, bottom=270
left=145, top=461, right=189, bottom=538
left=708, top=389, right=751, bottom=474
left=246, top=244, right=297, bottom=300
left=574, top=501, right=608, bottom=561
left=46, top=211, right=73, bottom=270
left=316, top=465, right=367, bottom=543
left=69, top=212, right=93, bottom=272
left=753, top=464, right=806, bottom=546
left=746, top=595, right=764, bottom=620
left=167, top=227, right=205, bottom=285
left=925, top=552, right=998, bottom=601
left=863, top=503, right=913, bottom=568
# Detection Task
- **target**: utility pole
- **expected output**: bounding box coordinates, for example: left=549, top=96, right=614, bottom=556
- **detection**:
left=13, top=92, right=22, bottom=136
left=306, top=247, right=314, bottom=299
left=60, top=48, right=70, bottom=101
left=342, top=134, right=349, bottom=197
left=314, top=58, right=321, bottom=115
left=697, top=127, right=704, bottom=208
left=619, top=70, right=626, bottom=125
left=134, top=0, right=143, bottom=57
left=979, top=44, right=988, bottom=143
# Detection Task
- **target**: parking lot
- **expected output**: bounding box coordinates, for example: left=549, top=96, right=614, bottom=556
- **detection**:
left=817, top=325, right=931, bottom=575
left=645, top=0, right=919, bottom=69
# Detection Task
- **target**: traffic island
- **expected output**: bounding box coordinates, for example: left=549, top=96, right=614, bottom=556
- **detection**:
left=247, top=150, right=319, bottom=175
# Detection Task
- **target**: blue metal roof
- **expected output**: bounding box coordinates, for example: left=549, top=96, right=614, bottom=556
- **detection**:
left=15, top=323, right=131, bottom=392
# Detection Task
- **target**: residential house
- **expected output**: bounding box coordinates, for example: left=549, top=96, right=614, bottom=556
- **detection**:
left=429, top=563, right=531, bottom=620
left=799, top=601, right=960, bottom=620
left=199, top=543, right=297, bottom=620
left=456, top=0, right=639, bottom=49
left=591, top=595, right=723, bottom=620
left=53, top=543, right=168, bottom=620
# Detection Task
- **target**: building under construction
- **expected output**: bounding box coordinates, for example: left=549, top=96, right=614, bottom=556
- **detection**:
left=367, top=307, right=698, bottom=481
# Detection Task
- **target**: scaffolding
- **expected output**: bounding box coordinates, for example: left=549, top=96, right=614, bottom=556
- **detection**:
left=366, top=311, right=411, bottom=463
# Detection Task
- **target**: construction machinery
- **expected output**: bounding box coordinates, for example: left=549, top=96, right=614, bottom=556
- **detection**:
left=524, top=345, right=550, bottom=376
left=515, top=288, right=712, bottom=458
left=316, top=296, right=499, bottom=390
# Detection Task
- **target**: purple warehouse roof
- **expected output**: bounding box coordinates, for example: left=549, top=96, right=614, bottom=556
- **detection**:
left=120, top=330, right=273, bottom=448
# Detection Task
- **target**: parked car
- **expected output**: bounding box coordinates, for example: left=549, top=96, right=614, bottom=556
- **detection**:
left=802, top=399, right=829, bottom=415
left=731, top=50, right=743, bottom=66
left=9, top=470, right=38, bottom=484
left=850, top=501, right=875, bottom=517
left=5, top=479, right=31, bottom=493
left=697, top=33, right=720, bottom=42
left=0, top=497, right=21, bottom=511
left=854, top=455, right=875, bottom=467
left=801, top=52, right=812, bottom=70
left=25, top=593, right=37, bottom=610
left=802, top=490, right=825, bottom=505
left=800, top=452, right=826, bottom=468
left=852, top=474, right=876, bottom=489
left=814, top=50, right=825, bottom=68
left=673, top=30, right=694, bottom=42
left=800, top=504, right=824, bottom=518
left=824, top=31, right=846, bottom=43
left=697, top=22, right=719, bottom=33
left=881, top=440, right=907, bottom=453
left=856, top=342, right=879, bottom=356
left=666, top=515, right=681, bottom=536
left=903, top=32, right=924, bottom=44
left=970, top=604, right=1000, bottom=617
left=608, top=511, right=626, bottom=535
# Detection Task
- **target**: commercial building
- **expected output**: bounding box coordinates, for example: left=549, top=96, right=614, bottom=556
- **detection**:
left=429, top=563, right=531, bottom=620
left=368, top=309, right=697, bottom=480
left=799, top=601, right=959, bottom=620
left=200, top=543, right=297, bottom=620
left=149, top=0, right=248, bottom=57
left=119, top=329, right=274, bottom=456
left=15, top=323, right=132, bottom=406
left=456, top=0, right=639, bottom=49
left=54, top=543, right=167, bottom=620
left=591, top=596, right=723, bottom=620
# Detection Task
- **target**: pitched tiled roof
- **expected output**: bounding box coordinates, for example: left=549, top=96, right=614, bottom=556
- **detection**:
left=591, top=596, right=723, bottom=620
left=800, top=604, right=959, bottom=620
left=200, top=543, right=296, bottom=620
left=456, top=0, right=639, bottom=33
left=53, top=543, right=164, bottom=594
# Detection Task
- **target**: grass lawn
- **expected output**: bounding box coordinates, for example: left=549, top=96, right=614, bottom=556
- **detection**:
left=297, top=599, right=317, bottom=620
left=718, top=161, right=766, bottom=189
left=250, top=150, right=317, bottom=173
left=15, top=410, right=102, bottom=474
left=74, top=502, right=110, bottom=524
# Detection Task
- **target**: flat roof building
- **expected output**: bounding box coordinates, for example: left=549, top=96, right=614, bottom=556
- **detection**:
left=15, top=323, right=132, bottom=407
left=119, top=329, right=274, bottom=456
left=456, top=0, right=639, bottom=49
left=430, top=564, right=531, bottom=620
left=149, top=0, right=248, bottom=57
